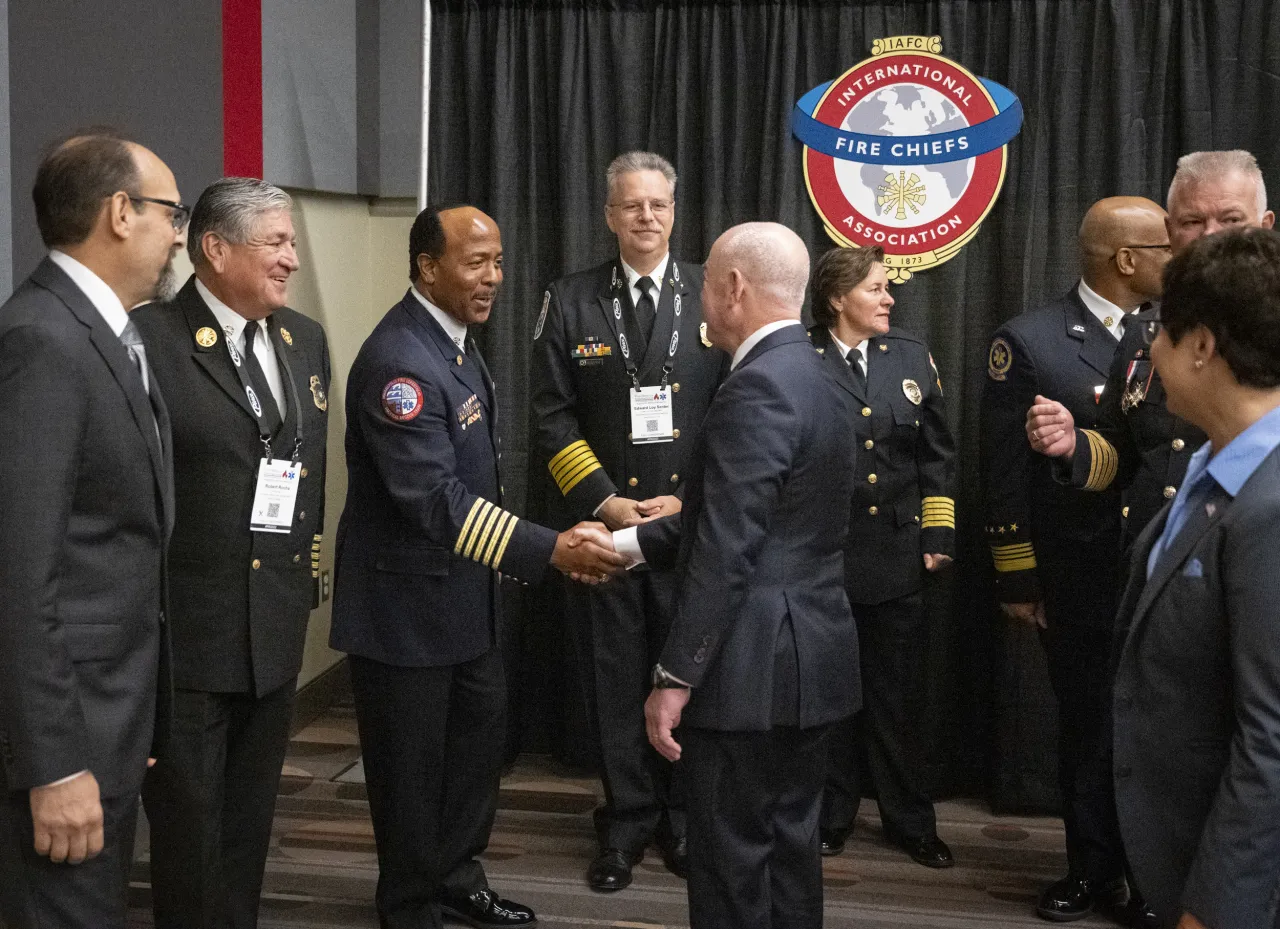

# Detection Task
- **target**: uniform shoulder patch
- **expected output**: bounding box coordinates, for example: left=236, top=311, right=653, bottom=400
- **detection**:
left=988, top=337, right=1012, bottom=382
left=929, top=352, right=943, bottom=393
left=382, top=377, right=424, bottom=422
left=534, top=291, right=550, bottom=341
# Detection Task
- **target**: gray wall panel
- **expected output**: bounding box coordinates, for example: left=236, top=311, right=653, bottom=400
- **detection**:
left=8, top=0, right=223, bottom=282
left=263, top=0, right=357, bottom=193
left=378, top=0, right=422, bottom=199
left=0, top=0, right=12, bottom=297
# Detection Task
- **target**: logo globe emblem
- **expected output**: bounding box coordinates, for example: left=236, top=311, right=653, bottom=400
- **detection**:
left=793, top=36, right=1023, bottom=282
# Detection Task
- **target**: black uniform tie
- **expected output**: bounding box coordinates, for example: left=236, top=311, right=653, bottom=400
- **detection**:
left=243, top=320, right=283, bottom=437
left=847, top=345, right=867, bottom=393
left=635, top=275, right=657, bottom=342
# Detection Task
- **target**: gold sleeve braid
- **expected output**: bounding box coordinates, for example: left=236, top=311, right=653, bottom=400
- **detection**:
left=990, top=542, right=1036, bottom=573
left=1081, top=429, right=1119, bottom=491
left=311, top=534, right=322, bottom=579
left=548, top=440, right=603, bottom=495
left=455, top=498, right=520, bottom=570
left=920, top=496, right=955, bottom=529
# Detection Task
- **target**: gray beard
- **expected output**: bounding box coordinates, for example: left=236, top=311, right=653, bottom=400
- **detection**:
left=153, top=255, right=178, bottom=302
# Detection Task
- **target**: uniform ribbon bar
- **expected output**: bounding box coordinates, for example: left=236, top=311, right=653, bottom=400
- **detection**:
left=791, top=78, right=1023, bottom=166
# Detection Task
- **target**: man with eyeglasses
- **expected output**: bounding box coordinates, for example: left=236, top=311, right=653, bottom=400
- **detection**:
left=0, top=130, right=182, bottom=929
left=530, top=151, right=728, bottom=892
left=1028, top=150, right=1275, bottom=550
left=981, top=196, right=1169, bottom=926
left=132, top=177, right=330, bottom=929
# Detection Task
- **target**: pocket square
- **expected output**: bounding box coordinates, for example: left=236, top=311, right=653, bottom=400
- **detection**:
left=1183, top=558, right=1204, bottom=578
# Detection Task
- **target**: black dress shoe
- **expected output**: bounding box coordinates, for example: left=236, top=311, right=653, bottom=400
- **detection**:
left=896, top=834, right=954, bottom=869
left=819, top=831, right=846, bottom=856
left=439, top=888, right=536, bottom=928
left=658, top=834, right=688, bottom=879
left=587, top=848, right=641, bottom=892
left=1036, top=875, right=1109, bottom=922
left=1104, top=895, right=1160, bottom=929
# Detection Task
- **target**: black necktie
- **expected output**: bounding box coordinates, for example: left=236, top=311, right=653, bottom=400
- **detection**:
left=635, top=275, right=657, bottom=342
left=243, top=320, right=283, bottom=437
left=847, top=346, right=867, bottom=392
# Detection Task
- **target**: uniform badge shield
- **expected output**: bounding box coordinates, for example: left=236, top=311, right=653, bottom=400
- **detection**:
left=309, top=375, right=328, bottom=411
left=280, top=327, right=293, bottom=346
left=902, top=378, right=923, bottom=405
left=700, top=322, right=712, bottom=348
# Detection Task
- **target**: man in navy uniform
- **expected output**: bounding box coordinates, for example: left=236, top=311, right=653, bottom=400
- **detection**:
left=530, top=151, right=726, bottom=890
left=331, top=203, right=626, bottom=929
left=981, top=196, right=1169, bottom=924
left=1027, top=151, right=1274, bottom=550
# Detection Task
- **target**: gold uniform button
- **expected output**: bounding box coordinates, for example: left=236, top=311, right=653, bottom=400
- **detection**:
left=672, top=383, right=681, bottom=393
left=861, top=407, right=872, bottom=417
left=301, top=467, right=309, bottom=478
left=913, top=515, right=920, bottom=523
left=1163, top=485, right=1177, bottom=499
left=1172, top=438, right=1185, bottom=451
left=252, top=559, right=262, bottom=570
left=1122, top=506, right=1130, bottom=518
left=293, top=554, right=301, bottom=564
left=628, top=477, right=639, bottom=487
left=867, top=473, right=877, bottom=484
left=673, top=428, right=681, bottom=439
left=864, top=439, right=874, bottom=450
left=670, top=473, right=679, bottom=484
left=868, top=506, right=879, bottom=516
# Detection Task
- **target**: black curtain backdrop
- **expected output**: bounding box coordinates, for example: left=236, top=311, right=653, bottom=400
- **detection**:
left=426, top=0, right=1280, bottom=811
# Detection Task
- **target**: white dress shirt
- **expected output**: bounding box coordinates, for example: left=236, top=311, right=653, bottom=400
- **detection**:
left=621, top=254, right=670, bottom=310
left=197, top=278, right=286, bottom=412
left=1077, top=279, right=1129, bottom=340
left=731, top=319, right=803, bottom=370
left=48, top=250, right=129, bottom=338
left=827, top=330, right=868, bottom=376
left=411, top=285, right=468, bottom=351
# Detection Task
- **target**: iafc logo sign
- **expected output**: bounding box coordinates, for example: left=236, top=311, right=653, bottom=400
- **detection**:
left=793, top=35, right=1023, bottom=282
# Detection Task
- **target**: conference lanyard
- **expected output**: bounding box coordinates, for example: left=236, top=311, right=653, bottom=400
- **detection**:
left=223, top=318, right=305, bottom=463
left=606, top=261, right=683, bottom=389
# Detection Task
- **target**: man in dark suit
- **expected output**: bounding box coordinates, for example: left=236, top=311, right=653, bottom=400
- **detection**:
left=134, top=177, right=329, bottom=929
left=1113, top=227, right=1280, bottom=929
left=330, top=204, right=626, bottom=929
left=0, top=131, right=182, bottom=929
left=622, top=222, right=859, bottom=929
left=530, top=151, right=726, bottom=890
left=981, top=197, right=1168, bottom=924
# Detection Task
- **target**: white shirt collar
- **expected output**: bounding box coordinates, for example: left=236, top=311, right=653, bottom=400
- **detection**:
left=731, top=319, right=802, bottom=370
left=410, top=286, right=468, bottom=350
left=196, top=277, right=263, bottom=345
left=48, top=251, right=129, bottom=337
left=826, top=330, right=869, bottom=368
left=622, top=254, right=670, bottom=298
left=1077, top=279, right=1128, bottom=340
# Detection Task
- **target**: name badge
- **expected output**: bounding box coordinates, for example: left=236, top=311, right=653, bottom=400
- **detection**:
left=630, top=386, right=674, bottom=444
left=250, top=458, right=302, bottom=533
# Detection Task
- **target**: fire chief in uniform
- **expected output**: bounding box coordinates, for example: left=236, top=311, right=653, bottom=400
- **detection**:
left=807, top=246, right=957, bottom=869
left=331, top=203, right=624, bottom=929
left=530, top=152, right=726, bottom=891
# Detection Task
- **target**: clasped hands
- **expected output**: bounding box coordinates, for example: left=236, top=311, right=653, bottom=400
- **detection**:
left=597, top=494, right=681, bottom=530
left=551, top=521, right=628, bottom=584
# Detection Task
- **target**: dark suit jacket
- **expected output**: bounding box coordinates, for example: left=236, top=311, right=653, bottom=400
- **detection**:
left=330, top=290, right=557, bottom=667
left=810, top=325, right=956, bottom=605
left=0, top=258, right=172, bottom=799
left=1112, top=447, right=1280, bottom=929
left=980, top=287, right=1123, bottom=603
left=132, top=276, right=329, bottom=697
left=637, top=325, right=860, bottom=731
left=530, top=257, right=728, bottom=524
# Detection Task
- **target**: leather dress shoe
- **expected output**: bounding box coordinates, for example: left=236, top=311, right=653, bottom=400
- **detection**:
left=587, top=847, right=642, bottom=892
left=819, top=835, right=846, bottom=856
left=1104, top=895, right=1160, bottom=929
left=439, top=887, right=536, bottom=928
left=895, top=833, right=954, bottom=869
left=658, top=834, right=688, bottom=879
left=1036, top=875, right=1124, bottom=922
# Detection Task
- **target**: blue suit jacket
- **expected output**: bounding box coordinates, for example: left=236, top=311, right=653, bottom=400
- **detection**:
left=330, top=291, right=557, bottom=667
left=1113, top=445, right=1280, bottom=929
left=638, top=325, right=861, bottom=731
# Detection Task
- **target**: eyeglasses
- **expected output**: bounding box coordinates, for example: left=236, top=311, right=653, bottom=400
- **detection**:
left=1112, top=243, right=1171, bottom=259
left=609, top=199, right=674, bottom=218
left=128, top=195, right=191, bottom=231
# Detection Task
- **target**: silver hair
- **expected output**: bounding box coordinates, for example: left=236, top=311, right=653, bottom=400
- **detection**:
left=606, top=151, right=677, bottom=201
left=1167, top=150, right=1268, bottom=216
left=188, top=176, right=293, bottom=267
left=719, top=222, right=810, bottom=308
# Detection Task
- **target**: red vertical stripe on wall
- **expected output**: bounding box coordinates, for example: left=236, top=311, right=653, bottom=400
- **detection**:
left=222, top=0, right=263, bottom=177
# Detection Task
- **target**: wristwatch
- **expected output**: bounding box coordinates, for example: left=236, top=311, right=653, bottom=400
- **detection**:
left=652, top=663, right=691, bottom=689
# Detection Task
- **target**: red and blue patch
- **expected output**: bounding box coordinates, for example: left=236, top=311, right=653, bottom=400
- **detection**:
left=382, top=377, right=424, bottom=422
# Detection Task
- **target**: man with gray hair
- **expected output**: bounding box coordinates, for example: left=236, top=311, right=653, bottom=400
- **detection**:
left=616, top=221, right=860, bottom=928
left=134, top=176, right=331, bottom=929
left=531, top=152, right=727, bottom=891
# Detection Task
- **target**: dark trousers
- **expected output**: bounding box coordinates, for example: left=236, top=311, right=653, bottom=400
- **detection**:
left=682, top=724, right=830, bottom=929
left=0, top=787, right=139, bottom=929
left=141, top=679, right=297, bottom=929
left=348, top=650, right=505, bottom=929
left=821, top=591, right=936, bottom=842
left=566, top=569, right=685, bottom=853
left=1039, top=543, right=1125, bottom=882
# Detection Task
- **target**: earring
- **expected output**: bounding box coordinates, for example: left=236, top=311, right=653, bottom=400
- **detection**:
left=1194, top=359, right=1205, bottom=369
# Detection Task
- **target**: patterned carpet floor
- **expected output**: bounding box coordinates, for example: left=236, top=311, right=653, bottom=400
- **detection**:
left=125, top=697, right=1115, bottom=928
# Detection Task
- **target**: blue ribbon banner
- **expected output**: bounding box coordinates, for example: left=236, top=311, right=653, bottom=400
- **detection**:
left=792, top=77, right=1023, bottom=166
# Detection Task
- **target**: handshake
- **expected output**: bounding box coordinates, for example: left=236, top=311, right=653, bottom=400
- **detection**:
left=550, top=522, right=629, bottom=584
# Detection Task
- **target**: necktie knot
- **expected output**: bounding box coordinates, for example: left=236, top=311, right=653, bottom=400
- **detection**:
left=846, top=346, right=862, bottom=368
left=120, top=317, right=143, bottom=349
left=636, top=275, right=654, bottom=297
